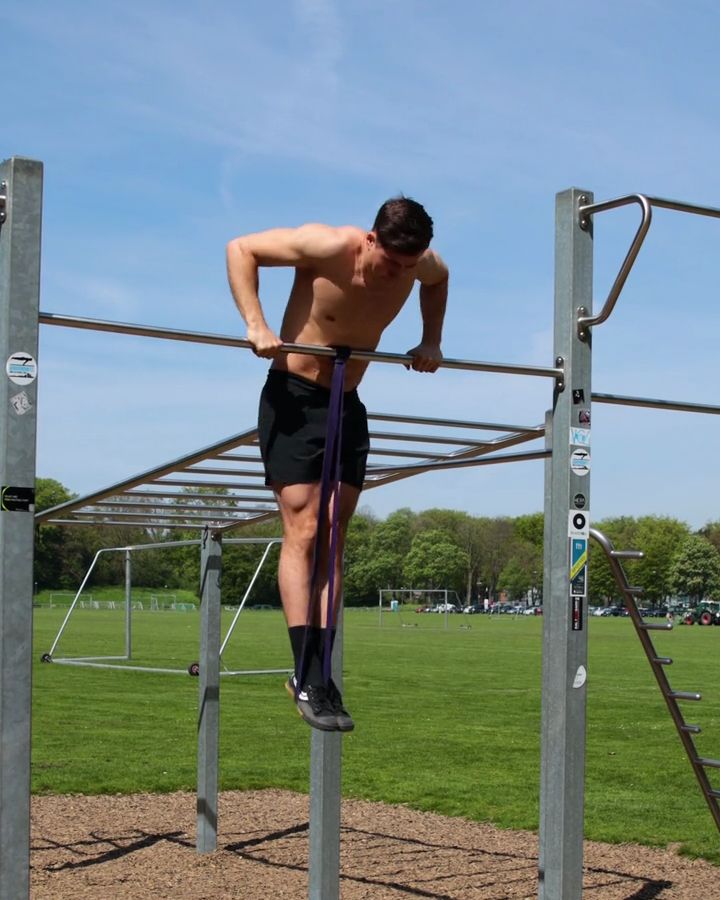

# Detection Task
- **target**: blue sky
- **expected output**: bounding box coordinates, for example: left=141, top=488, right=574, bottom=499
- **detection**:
left=5, top=0, right=720, bottom=528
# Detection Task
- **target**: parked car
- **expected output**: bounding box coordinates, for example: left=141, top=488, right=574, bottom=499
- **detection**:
left=463, top=604, right=482, bottom=614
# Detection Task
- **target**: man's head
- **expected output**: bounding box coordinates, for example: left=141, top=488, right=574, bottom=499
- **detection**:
left=363, top=197, right=433, bottom=284
left=372, top=196, right=433, bottom=256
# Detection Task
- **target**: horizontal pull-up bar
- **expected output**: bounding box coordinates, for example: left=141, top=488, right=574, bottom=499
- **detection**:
left=39, top=311, right=563, bottom=381
left=576, top=191, right=720, bottom=339
left=579, top=192, right=720, bottom=224
left=366, top=447, right=550, bottom=477
left=593, top=392, right=720, bottom=416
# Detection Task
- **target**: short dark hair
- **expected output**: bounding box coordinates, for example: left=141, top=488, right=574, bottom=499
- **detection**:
left=372, top=196, right=433, bottom=255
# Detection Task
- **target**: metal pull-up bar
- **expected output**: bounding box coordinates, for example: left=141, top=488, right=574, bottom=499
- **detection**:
left=38, top=311, right=564, bottom=383
left=577, top=192, right=720, bottom=340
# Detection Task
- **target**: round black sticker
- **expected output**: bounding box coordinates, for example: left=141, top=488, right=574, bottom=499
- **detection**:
left=573, top=493, right=586, bottom=509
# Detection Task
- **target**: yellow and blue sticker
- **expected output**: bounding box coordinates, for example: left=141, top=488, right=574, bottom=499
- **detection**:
left=570, top=537, right=587, bottom=597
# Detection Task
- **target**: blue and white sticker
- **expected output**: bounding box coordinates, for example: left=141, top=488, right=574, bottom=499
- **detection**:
left=570, top=448, right=590, bottom=476
left=570, top=426, right=590, bottom=447
left=6, top=352, right=37, bottom=386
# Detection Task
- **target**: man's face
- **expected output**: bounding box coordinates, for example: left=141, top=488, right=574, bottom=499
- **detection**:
left=364, top=233, right=422, bottom=283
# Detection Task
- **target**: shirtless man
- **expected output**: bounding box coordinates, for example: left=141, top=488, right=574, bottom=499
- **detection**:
left=226, top=197, right=449, bottom=732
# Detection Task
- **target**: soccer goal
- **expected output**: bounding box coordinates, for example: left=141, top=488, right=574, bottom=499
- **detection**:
left=378, top=588, right=462, bottom=628
left=41, top=537, right=286, bottom=676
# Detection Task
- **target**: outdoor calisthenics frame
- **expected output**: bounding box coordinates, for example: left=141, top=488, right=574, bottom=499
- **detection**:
left=3, top=157, right=720, bottom=900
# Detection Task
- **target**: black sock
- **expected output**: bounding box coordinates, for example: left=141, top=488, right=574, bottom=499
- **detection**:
left=317, top=627, right=338, bottom=684
left=288, top=626, right=324, bottom=688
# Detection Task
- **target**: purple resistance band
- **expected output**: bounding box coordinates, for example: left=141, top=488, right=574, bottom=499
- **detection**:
left=299, top=347, right=350, bottom=688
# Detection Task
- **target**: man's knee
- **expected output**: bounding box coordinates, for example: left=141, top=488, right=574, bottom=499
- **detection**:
left=283, top=510, right=320, bottom=549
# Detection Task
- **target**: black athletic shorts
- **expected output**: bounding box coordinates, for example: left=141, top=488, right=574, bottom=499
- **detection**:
left=258, top=370, right=370, bottom=489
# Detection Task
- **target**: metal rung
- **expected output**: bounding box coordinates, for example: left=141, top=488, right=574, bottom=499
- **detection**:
left=610, top=549, right=644, bottom=559
left=640, top=622, right=672, bottom=631
left=696, top=757, right=720, bottom=769
left=626, top=586, right=644, bottom=595
left=652, top=656, right=673, bottom=665
left=681, top=724, right=702, bottom=734
left=669, top=691, right=702, bottom=701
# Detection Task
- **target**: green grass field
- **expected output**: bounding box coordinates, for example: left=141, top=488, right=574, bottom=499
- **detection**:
left=31, top=602, right=720, bottom=864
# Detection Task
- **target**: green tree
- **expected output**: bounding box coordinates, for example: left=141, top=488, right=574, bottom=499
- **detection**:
left=699, top=521, right=720, bottom=556
left=342, top=508, right=377, bottom=604
left=633, top=516, right=690, bottom=604
left=402, top=530, right=468, bottom=591
left=514, top=512, right=545, bottom=548
left=476, top=517, right=515, bottom=600
left=414, top=509, right=482, bottom=602
left=497, top=534, right=542, bottom=602
left=588, top=516, right=640, bottom=604
left=34, top=478, right=75, bottom=589
left=345, top=508, right=415, bottom=601
left=668, top=535, right=720, bottom=603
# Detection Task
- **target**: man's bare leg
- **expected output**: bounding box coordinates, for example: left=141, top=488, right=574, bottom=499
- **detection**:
left=274, top=481, right=360, bottom=731
left=274, top=481, right=360, bottom=627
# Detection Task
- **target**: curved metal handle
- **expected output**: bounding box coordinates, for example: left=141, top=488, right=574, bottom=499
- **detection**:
left=576, top=194, right=652, bottom=340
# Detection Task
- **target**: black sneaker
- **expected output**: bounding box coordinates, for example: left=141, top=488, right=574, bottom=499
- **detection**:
left=285, top=676, right=338, bottom=732
left=327, top=678, right=355, bottom=732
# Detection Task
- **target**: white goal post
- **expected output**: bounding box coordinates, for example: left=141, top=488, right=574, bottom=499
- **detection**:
left=377, top=588, right=463, bottom=627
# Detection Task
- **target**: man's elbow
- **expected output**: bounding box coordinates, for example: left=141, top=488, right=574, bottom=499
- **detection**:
left=226, top=237, right=256, bottom=272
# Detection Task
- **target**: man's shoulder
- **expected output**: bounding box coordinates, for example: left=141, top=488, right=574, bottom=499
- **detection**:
left=416, top=247, right=449, bottom=284
left=296, top=223, right=363, bottom=260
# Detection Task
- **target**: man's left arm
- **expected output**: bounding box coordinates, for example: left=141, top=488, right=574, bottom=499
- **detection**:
left=407, top=251, right=449, bottom=373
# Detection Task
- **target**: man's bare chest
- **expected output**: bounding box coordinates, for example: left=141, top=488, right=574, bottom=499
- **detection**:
left=310, top=275, right=412, bottom=328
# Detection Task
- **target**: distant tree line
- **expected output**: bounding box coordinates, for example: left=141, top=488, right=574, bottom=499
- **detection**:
left=35, top=478, right=720, bottom=607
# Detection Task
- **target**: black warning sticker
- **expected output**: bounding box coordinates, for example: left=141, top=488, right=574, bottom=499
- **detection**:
left=1, top=486, right=35, bottom=512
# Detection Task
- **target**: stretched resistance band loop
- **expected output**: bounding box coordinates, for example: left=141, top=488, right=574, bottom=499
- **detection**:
left=299, top=348, right=349, bottom=690
left=322, top=366, right=346, bottom=682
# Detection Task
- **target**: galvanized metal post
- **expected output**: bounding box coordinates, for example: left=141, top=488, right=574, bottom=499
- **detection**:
left=0, top=157, right=43, bottom=900
left=124, top=549, right=132, bottom=658
left=197, top=529, right=222, bottom=852
left=308, top=609, right=344, bottom=900
left=539, top=188, right=593, bottom=899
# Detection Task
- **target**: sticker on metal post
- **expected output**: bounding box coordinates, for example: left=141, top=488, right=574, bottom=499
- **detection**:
left=1, top=485, right=35, bottom=512
left=579, top=409, right=591, bottom=425
left=571, top=595, right=584, bottom=631
left=573, top=665, right=587, bottom=688
left=573, top=493, right=586, bottom=509
left=6, top=352, right=37, bottom=385
left=568, top=511, right=590, bottom=538
left=570, top=538, right=588, bottom=597
left=572, top=389, right=585, bottom=404
left=570, top=427, right=590, bottom=447
left=10, top=391, right=33, bottom=416
left=570, top=448, right=590, bottom=476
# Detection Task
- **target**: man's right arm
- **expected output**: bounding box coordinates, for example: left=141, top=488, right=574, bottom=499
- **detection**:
left=226, top=224, right=345, bottom=358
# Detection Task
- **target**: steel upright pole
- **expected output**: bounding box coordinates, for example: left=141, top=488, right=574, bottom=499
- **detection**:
left=0, top=157, right=43, bottom=900
left=124, top=550, right=132, bottom=658
left=539, top=188, right=593, bottom=899
left=197, top=530, right=222, bottom=852
left=308, top=608, right=344, bottom=900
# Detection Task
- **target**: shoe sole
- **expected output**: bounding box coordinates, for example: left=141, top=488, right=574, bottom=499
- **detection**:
left=285, top=679, right=338, bottom=732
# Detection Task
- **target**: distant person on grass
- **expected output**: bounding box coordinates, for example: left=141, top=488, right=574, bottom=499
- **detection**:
left=227, top=197, right=449, bottom=732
